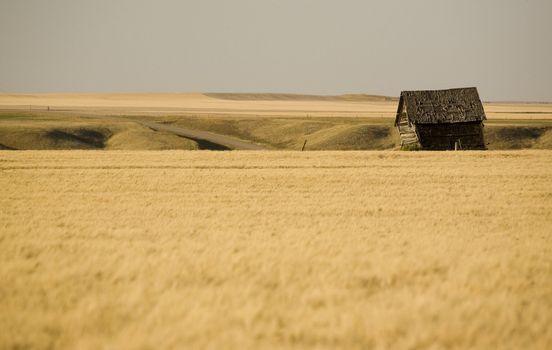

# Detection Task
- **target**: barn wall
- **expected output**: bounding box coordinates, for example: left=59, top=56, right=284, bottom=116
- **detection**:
left=397, top=105, right=421, bottom=148
left=416, top=122, right=486, bottom=150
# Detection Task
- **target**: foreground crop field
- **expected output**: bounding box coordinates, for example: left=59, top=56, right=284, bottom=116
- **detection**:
left=1, top=151, right=551, bottom=349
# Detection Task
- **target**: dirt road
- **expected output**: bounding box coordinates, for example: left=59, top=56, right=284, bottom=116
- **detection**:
left=75, top=112, right=268, bottom=150
left=135, top=120, right=267, bottom=150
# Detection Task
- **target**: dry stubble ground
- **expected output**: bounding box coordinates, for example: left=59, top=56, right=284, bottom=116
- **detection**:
left=0, top=151, right=551, bottom=349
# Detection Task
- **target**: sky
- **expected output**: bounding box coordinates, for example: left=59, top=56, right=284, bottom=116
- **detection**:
left=0, top=0, right=551, bottom=101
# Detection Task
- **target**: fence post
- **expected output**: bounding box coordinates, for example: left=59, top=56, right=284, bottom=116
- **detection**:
left=454, top=139, right=463, bottom=151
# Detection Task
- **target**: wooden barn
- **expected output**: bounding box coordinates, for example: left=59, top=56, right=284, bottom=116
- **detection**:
left=395, top=87, right=487, bottom=150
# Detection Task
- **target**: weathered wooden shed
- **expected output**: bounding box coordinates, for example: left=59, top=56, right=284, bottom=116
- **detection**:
left=395, top=87, right=487, bottom=150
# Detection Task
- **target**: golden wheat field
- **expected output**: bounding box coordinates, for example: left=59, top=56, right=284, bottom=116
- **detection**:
left=1, top=150, right=551, bottom=349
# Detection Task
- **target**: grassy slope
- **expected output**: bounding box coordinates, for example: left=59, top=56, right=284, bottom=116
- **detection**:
left=485, top=123, right=552, bottom=149
left=1, top=151, right=551, bottom=349
left=160, top=116, right=398, bottom=150
left=166, top=115, right=552, bottom=150
left=0, top=112, right=198, bottom=150
left=2, top=111, right=552, bottom=150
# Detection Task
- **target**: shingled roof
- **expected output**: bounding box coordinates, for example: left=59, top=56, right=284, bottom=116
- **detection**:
left=397, top=87, right=486, bottom=125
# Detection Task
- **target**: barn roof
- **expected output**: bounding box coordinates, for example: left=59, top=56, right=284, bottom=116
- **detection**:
left=396, top=87, right=486, bottom=125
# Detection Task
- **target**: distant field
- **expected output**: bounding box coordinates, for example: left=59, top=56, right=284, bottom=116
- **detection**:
left=1, top=151, right=551, bottom=349
left=0, top=93, right=398, bottom=118
left=1, top=92, right=551, bottom=119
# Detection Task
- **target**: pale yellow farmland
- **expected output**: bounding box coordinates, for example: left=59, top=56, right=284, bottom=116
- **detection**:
left=1, top=92, right=552, bottom=119
left=1, top=150, right=551, bottom=350
left=0, top=93, right=397, bottom=118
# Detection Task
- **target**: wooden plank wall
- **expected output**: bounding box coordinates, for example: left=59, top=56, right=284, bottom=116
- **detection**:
left=416, top=122, right=486, bottom=150
left=398, top=105, right=420, bottom=148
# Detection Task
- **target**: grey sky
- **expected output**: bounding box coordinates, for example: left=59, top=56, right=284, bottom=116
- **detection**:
left=1, top=0, right=551, bottom=101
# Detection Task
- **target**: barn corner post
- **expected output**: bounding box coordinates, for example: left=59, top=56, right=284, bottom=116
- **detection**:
left=396, top=87, right=487, bottom=151
left=481, top=122, right=488, bottom=150
left=395, top=92, right=421, bottom=151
